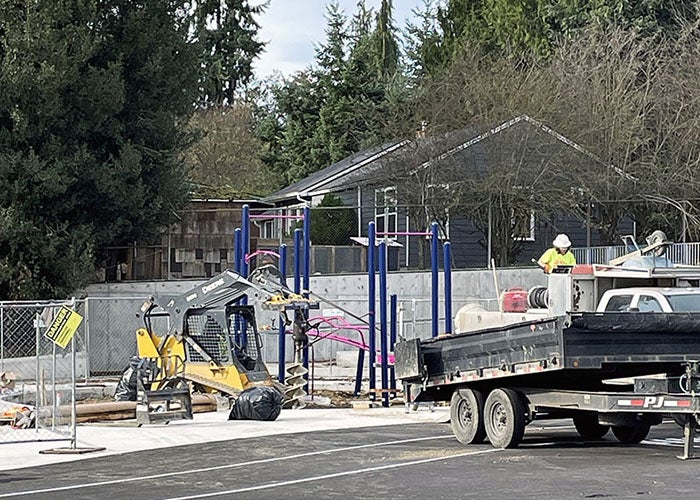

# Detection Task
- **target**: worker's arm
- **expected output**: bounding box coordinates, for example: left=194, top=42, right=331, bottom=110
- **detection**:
left=531, top=258, right=548, bottom=273
left=536, top=249, right=553, bottom=273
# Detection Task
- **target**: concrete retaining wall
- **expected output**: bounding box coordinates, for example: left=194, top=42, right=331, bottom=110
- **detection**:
left=84, top=267, right=547, bottom=371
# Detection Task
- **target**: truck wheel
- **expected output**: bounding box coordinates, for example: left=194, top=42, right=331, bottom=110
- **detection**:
left=450, top=388, right=486, bottom=444
left=612, top=424, right=650, bottom=444
left=484, top=388, right=526, bottom=449
left=573, top=413, right=610, bottom=440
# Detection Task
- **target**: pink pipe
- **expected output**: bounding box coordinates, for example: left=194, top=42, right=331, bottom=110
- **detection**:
left=250, top=215, right=304, bottom=220
left=376, top=231, right=432, bottom=236
left=245, top=250, right=280, bottom=263
left=283, top=315, right=395, bottom=364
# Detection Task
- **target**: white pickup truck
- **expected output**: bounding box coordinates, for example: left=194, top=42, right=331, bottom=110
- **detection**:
left=597, top=287, right=700, bottom=313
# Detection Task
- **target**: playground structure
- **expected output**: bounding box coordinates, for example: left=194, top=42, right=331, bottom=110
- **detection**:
left=233, top=205, right=454, bottom=408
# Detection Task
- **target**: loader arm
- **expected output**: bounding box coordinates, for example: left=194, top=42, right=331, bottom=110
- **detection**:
left=144, top=270, right=281, bottom=340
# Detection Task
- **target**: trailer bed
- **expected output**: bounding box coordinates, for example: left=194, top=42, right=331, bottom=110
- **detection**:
left=396, top=312, right=700, bottom=399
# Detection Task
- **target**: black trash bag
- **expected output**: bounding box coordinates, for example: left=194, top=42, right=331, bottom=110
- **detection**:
left=113, top=356, right=143, bottom=401
left=228, top=386, right=283, bottom=421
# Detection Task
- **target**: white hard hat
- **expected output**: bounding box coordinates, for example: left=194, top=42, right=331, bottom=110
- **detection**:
left=553, top=234, right=572, bottom=249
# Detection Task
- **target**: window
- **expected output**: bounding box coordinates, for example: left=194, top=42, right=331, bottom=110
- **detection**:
left=261, top=220, right=274, bottom=239
left=604, top=295, right=633, bottom=312
left=638, top=296, right=663, bottom=312
left=666, top=294, right=700, bottom=312
left=512, top=209, right=535, bottom=241
left=375, top=187, right=397, bottom=236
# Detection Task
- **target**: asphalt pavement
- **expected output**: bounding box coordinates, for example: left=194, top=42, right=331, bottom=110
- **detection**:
left=1, top=411, right=699, bottom=500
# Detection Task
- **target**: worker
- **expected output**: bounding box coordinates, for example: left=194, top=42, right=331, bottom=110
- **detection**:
left=537, top=234, right=576, bottom=273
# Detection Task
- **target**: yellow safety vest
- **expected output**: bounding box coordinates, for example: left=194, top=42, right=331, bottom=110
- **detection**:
left=539, top=248, right=576, bottom=272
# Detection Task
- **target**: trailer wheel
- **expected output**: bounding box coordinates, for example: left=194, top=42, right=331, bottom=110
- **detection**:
left=484, top=388, right=526, bottom=448
left=611, top=424, right=650, bottom=444
left=450, top=388, right=486, bottom=444
left=573, top=413, right=610, bottom=440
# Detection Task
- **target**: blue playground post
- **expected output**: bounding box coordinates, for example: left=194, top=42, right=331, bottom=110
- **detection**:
left=293, top=229, right=302, bottom=294
left=241, top=204, right=250, bottom=279
left=240, top=204, right=251, bottom=347
left=390, top=294, right=398, bottom=395
left=233, top=228, right=242, bottom=275
left=302, top=207, right=311, bottom=380
left=444, top=241, right=452, bottom=335
left=303, top=207, right=310, bottom=297
left=368, top=222, right=376, bottom=401
left=379, top=241, right=389, bottom=407
left=277, top=244, right=288, bottom=383
left=233, top=228, right=242, bottom=345
left=354, top=349, right=365, bottom=396
left=431, top=222, right=439, bottom=338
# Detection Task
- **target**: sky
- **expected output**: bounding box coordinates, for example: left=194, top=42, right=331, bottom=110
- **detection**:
left=252, top=0, right=427, bottom=79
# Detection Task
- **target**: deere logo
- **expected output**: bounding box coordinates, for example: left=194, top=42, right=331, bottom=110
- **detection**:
left=202, top=278, right=225, bottom=294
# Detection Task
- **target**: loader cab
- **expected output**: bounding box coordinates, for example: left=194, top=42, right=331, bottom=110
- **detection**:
left=183, top=303, right=266, bottom=375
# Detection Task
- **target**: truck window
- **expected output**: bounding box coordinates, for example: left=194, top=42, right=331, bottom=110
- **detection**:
left=665, top=294, right=700, bottom=312
left=604, top=295, right=633, bottom=312
left=638, top=295, right=663, bottom=312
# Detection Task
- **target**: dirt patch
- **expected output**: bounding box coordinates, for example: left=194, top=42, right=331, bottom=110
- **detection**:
left=305, top=390, right=363, bottom=408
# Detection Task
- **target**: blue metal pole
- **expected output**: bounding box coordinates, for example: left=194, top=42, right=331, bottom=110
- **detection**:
left=431, top=222, right=439, bottom=338
left=368, top=222, right=376, bottom=401
left=444, top=241, right=453, bottom=335
left=233, top=228, right=242, bottom=345
left=303, top=206, right=311, bottom=298
left=233, top=228, right=242, bottom=274
left=277, top=244, right=288, bottom=383
left=293, top=229, right=302, bottom=294
left=302, top=207, right=311, bottom=383
left=241, top=204, right=250, bottom=278
left=379, top=241, right=389, bottom=408
left=278, top=244, right=288, bottom=288
left=354, top=348, right=365, bottom=396
left=390, top=294, right=397, bottom=395
left=240, top=205, right=250, bottom=347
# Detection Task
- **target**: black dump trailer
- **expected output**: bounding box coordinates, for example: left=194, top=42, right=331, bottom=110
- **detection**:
left=395, top=312, right=700, bottom=459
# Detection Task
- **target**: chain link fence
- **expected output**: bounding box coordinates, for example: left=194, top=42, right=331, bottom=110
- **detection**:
left=0, top=301, right=85, bottom=445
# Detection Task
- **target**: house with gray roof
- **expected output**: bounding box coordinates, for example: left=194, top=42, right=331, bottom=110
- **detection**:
left=260, top=115, right=634, bottom=270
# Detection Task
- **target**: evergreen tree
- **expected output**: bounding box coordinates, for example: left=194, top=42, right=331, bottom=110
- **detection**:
left=309, top=194, right=357, bottom=245
left=374, top=0, right=399, bottom=80
left=407, top=0, right=699, bottom=73
left=255, top=1, right=406, bottom=185
left=191, top=0, right=267, bottom=106
left=0, top=0, right=199, bottom=299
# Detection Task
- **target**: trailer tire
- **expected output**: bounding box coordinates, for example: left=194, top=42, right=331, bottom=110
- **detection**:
left=612, top=424, right=650, bottom=444
left=573, top=413, right=610, bottom=440
left=450, top=388, right=486, bottom=444
left=484, top=388, right=526, bottom=449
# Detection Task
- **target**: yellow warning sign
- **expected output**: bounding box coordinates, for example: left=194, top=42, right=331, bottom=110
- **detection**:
left=44, top=305, right=83, bottom=349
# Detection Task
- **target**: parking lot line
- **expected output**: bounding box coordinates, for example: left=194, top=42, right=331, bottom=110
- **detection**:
left=0, top=434, right=453, bottom=498
left=169, top=448, right=503, bottom=499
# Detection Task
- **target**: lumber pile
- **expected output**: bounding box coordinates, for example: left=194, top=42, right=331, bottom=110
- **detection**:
left=73, top=394, right=218, bottom=423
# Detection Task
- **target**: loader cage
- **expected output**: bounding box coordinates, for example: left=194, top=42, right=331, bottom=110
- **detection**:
left=183, top=305, right=262, bottom=370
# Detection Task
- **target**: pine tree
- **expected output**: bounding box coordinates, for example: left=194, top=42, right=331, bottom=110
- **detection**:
left=191, top=0, right=267, bottom=106
left=0, top=0, right=199, bottom=298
